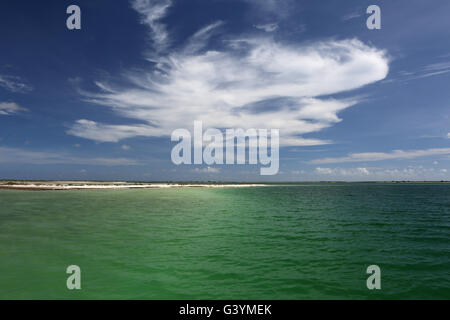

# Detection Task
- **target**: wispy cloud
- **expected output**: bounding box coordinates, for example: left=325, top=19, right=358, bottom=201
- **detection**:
left=0, top=102, right=28, bottom=115
left=410, top=61, right=450, bottom=79
left=315, top=167, right=369, bottom=176
left=193, top=167, right=221, bottom=174
left=342, top=11, right=362, bottom=21
left=312, top=166, right=449, bottom=180
left=243, top=0, right=294, bottom=19
left=67, top=1, right=389, bottom=146
left=0, top=146, right=139, bottom=166
left=183, top=20, right=225, bottom=54
left=131, top=0, right=172, bottom=51
left=0, top=75, right=33, bottom=93
left=67, top=119, right=160, bottom=143
left=309, top=148, right=450, bottom=164
left=254, top=23, right=278, bottom=32
left=423, top=61, right=450, bottom=72
left=69, top=21, right=389, bottom=146
left=121, top=144, right=131, bottom=150
left=394, top=60, right=450, bottom=82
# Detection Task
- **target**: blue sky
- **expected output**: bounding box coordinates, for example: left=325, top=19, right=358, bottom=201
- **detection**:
left=0, top=0, right=449, bottom=181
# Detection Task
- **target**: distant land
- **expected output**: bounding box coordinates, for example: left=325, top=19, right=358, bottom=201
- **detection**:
left=0, top=180, right=448, bottom=191
left=0, top=180, right=267, bottom=190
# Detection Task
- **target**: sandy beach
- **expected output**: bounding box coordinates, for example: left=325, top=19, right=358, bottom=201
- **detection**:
left=0, top=181, right=266, bottom=190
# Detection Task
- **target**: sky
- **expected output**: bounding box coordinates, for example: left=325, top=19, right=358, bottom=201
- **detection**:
left=0, top=0, right=449, bottom=181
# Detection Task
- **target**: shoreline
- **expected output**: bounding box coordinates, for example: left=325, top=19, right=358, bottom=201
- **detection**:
left=0, top=182, right=267, bottom=191
left=0, top=180, right=448, bottom=191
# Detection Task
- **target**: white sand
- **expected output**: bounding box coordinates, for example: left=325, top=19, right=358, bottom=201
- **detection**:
left=0, top=182, right=266, bottom=190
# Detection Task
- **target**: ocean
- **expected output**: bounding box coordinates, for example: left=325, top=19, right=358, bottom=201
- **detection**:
left=0, top=183, right=449, bottom=299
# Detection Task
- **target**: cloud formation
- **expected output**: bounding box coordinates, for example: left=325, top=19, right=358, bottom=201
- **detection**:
left=131, top=0, right=172, bottom=51
left=0, top=146, right=139, bottom=166
left=315, top=167, right=370, bottom=176
left=342, top=11, right=362, bottom=21
left=243, top=0, right=294, bottom=19
left=193, top=167, right=221, bottom=174
left=395, top=60, right=450, bottom=82
left=68, top=1, right=389, bottom=147
left=254, top=23, right=279, bottom=32
left=0, top=102, right=28, bottom=115
left=312, top=166, right=449, bottom=180
left=0, top=75, right=33, bottom=93
left=309, top=148, right=450, bottom=164
left=121, top=144, right=131, bottom=150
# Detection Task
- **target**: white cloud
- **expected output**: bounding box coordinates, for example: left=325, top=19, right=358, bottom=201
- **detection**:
left=68, top=24, right=389, bottom=146
left=67, top=119, right=160, bottom=143
left=397, top=61, right=450, bottom=81
left=131, top=0, right=172, bottom=51
left=194, top=166, right=221, bottom=173
left=254, top=23, right=279, bottom=32
left=315, top=167, right=334, bottom=175
left=67, top=2, right=388, bottom=145
left=381, top=166, right=449, bottom=180
left=311, top=166, right=449, bottom=180
left=121, top=144, right=131, bottom=150
left=423, top=61, right=450, bottom=72
left=183, top=21, right=225, bottom=54
left=315, top=167, right=370, bottom=176
left=447, top=132, right=450, bottom=139
left=357, top=167, right=370, bottom=175
left=309, top=148, right=450, bottom=164
left=243, top=0, right=293, bottom=19
left=0, top=102, right=28, bottom=115
left=342, top=11, right=362, bottom=21
left=0, top=75, right=32, bottom=93
left=0, top=146, right=139, bottom=166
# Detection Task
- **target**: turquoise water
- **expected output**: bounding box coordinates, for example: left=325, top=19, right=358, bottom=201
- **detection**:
left=0, top=184, right=449, bottom=299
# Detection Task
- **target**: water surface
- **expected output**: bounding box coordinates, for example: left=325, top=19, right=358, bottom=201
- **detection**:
left=0, top=183, right=449, bottom=299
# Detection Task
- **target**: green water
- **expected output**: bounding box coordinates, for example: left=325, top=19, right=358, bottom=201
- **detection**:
left=0, top=184, right=449, bottom=299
